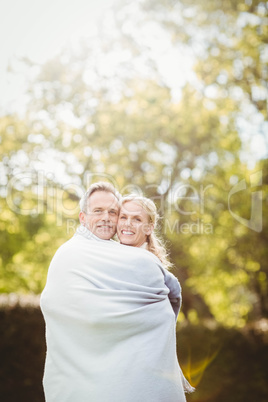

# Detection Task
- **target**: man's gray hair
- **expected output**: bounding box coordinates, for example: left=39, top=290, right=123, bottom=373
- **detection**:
left=79, top=182, right=121, bottom=212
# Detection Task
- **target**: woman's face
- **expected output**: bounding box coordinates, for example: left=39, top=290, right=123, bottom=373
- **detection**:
left=117, top=201, right=154, bottom=247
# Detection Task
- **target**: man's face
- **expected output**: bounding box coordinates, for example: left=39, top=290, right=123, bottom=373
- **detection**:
left=79, top=191, right=119, bottom=240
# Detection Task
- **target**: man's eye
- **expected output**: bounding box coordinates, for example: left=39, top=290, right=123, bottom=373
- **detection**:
left=109, top=210, right=117, bottom=216
left=135, top=218, right=141, bottom=222
left=120, top=216, right=126, bottom=219
left=94, top=209, right=102, bottom=213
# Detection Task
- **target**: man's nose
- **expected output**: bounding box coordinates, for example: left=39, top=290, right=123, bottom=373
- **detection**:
left=102, top=210, right=110, bottom=220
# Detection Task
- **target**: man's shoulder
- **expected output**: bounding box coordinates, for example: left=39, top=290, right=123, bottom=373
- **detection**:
left=52, top=235, right=79, bottom=258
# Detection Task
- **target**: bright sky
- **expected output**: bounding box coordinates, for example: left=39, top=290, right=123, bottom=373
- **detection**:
left=0, top=0, right=266, bottom=163
left=0, top=0, right=118, bottom=111
left=0, top=0, right=196, bottom=114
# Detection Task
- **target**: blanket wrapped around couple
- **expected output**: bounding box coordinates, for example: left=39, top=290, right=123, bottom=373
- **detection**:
left=40, top=225, right=188, bottom=402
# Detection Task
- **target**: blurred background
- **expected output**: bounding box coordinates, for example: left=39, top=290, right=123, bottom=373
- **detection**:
left=0, top=0, right=267, bottom=401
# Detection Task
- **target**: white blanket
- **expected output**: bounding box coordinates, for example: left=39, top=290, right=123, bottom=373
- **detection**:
left=40, top=225, right=186, bottom=402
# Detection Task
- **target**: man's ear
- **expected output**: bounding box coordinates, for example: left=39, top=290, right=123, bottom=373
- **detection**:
left=79, top=211, right=86, bottom=225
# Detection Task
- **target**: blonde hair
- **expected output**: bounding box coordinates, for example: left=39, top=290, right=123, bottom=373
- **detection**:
left=121, top=194, right=172, bottom=269
left=80, top=181, right=121, bottom=213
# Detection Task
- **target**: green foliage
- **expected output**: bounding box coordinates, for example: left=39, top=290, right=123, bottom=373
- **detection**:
left=0, top=0, right=267, bottom=326
left=139, top=0, right=268, bottom=324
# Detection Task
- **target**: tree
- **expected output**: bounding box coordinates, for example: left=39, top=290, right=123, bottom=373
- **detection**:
left=140, top=0, right=268, bottom=324
left=0, top=0, right=267, bottom=326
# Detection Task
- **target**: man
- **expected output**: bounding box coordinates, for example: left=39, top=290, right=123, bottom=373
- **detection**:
left=78, top=182, right=120, bottom=240
left=40, top=182, right=186, bottom=402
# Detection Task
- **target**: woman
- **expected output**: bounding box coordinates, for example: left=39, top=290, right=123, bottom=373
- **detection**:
left=117, top=194, right=195, bottom=395
left=117, top=195, right=171, bottom=264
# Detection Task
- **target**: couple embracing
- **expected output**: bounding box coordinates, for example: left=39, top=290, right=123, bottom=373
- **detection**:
left=41, top=182, right=194, bottom=402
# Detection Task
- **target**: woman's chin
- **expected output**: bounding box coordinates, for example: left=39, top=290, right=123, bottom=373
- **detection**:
left=119, top=236, right=135, bottom=246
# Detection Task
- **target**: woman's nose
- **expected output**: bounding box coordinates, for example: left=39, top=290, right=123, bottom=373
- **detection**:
left=126, top=217, right=132, bottom=226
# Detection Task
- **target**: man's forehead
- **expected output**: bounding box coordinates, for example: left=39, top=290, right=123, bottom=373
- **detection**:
left=87, top=191, right=120, bottom=208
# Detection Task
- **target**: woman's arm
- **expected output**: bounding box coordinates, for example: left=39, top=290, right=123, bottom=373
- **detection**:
left=161, top=268, right=182, bottom=319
